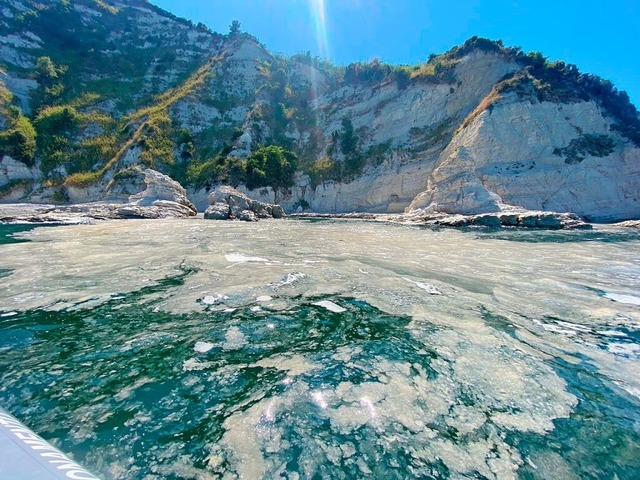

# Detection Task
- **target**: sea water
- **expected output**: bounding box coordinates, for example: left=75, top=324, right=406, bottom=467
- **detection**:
left=0, top=219, right=638, bottom=479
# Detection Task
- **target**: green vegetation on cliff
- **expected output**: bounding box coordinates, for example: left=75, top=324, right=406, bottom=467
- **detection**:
left=0, top=1, right=637, bottom=200
left=454, top=37, right=640, bottom=146
left=553, top=133, right=616, bottom=164
left=246, top=145, right=297, bottom=195
left=185, top=145, right=297, bottom=198
left=0, top=114, right=37, bottom=165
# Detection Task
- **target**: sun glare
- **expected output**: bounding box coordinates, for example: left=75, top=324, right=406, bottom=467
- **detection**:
left=309, top=0, right=330, bottom=59
left=306, top=0, right=330, bottom=122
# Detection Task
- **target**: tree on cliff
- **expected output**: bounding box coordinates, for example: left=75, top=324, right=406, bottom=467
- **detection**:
left=229, top=20, right=242, bottom=36
left=339, top=116, right=363, bottom=175
left=245, top=145, right=298, bottom=202
left=31, top=56, right=67, bottom=111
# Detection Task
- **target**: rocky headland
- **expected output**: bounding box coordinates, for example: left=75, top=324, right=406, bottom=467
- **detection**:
left=0, top=1, right=638, bottom=227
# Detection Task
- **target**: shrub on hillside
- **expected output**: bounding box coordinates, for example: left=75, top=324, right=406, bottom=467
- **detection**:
left=245, top=145, right=297, bottom=198
left=31, top=56, right=68, bottom=111
left=308, top=156, right=340, bottom=187
left=0, top=114, right=37, bottom=165
left=553, top=134, right=616, bottom=164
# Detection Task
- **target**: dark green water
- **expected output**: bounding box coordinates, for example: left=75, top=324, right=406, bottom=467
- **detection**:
left=0, top=220, right=639, bottom=479
left=474, top=227, right=640, bottom=244
left=0, top=223, right=41, bottom=245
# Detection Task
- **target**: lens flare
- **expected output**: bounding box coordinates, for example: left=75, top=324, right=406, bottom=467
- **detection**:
left=306, top=0, right=331, bottom=125
left=309, top=0, right=330, bottom=59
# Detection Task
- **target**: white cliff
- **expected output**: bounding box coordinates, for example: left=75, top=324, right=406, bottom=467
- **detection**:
left=233, top=50, right=639, bottom=222
left=409, top=96, right=640, bottom=222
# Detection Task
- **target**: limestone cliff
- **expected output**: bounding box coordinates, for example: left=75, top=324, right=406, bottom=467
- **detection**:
left=410, top=97, right=640, bottom=222
left=0, top=0, right=638, bottom=222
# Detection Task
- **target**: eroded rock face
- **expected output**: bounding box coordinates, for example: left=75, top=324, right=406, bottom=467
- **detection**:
left=0, top=155, right=36, bottom=202
left=226, top=51, right=523, bottom=215
left=228, top=72, right=638, bottom=222
left=0, top=155, right=36, bottom=185
left=0, top=168, right=197, bottom=222
left=408, top=97, right=640, bottom=222
left=0, top=72, right=37, bottom=114
left=128, top=168, right=196, bottom=215
left=204, top=185, right=285, bottom=221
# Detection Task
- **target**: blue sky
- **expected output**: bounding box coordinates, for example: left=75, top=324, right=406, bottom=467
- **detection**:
left=151, top=0, right=640, bottom=107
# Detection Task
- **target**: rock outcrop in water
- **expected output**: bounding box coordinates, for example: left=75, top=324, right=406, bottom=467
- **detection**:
left=204, top=186, right=285, bottom=221
left=0, top=168, right=196, bottom=222
left=398, top=209, right=592, bottom=229
left=126, top=168, right=197, bottom=216
left=613, top=220, right=640, bottom=229
left=293, top=208, right=592, bottom=230
left=0, top=1, right=638, bottom=223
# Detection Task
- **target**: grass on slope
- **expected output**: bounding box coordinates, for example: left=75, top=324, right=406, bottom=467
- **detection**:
left=124, top=57, right=219, bottom=127
left=65, top=56, right=220, bottom=187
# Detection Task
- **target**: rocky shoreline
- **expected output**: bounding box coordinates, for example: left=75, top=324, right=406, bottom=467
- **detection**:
left=0, top=184, right=287, bottom=224
left=291, top=209, right=595, bottom=230
left=0, top=201, right=194, bottom=224
left=0, top=168, right=197, bottom=223
left=3, top=202, right=640, bottom=230
left=1, top=176, right=639, bottom=230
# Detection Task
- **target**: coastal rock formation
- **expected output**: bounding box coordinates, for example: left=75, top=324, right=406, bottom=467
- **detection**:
left=128, top=168, right=197, bottom=216
left=0, top=1, right=637, bottom=223
left=0, top=155, right=35, bottom=184
left=0, top=168, right=196, bottom=223
left=292, top=208, right=591, bottom=230
left=409, top=209, right=591, bottom=229
left=204, top=186, right=285, bottom=221
left=0, top=155, right=37, bottom=201
left=203, top=202, right=230, bottom=220
left=408, top=99, right=640, bottom=222
left=612, top=220, right=640, bottom=229
left=0, top=201, right=193, bottom=224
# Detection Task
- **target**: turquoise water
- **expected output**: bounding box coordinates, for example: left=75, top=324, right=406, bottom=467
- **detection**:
left=0, top=220, right=639, bottom=479
left=0, top=223, right=41, bottom=245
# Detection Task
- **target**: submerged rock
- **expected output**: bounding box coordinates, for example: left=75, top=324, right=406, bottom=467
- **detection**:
left=471, top=214, right=503, bottom=228
left=204, top=185, right=285, bottom=222
left=415, top=209, right=592, bottom=229
left=516, top=211, right=585, bottom=229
